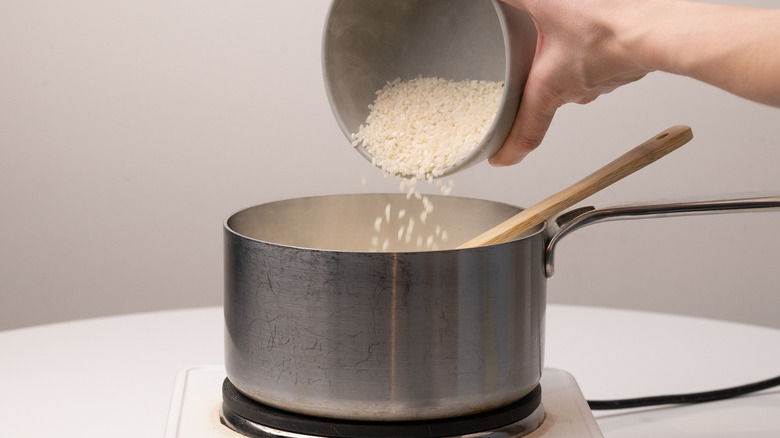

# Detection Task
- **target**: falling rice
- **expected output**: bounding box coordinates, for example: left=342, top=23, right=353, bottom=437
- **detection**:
left=356, top=76, right=489, bottom=251
left=365, top=176, right=460, bottom=252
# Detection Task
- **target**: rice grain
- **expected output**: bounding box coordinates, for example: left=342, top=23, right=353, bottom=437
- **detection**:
left=352, top=77, right=503, bottom=179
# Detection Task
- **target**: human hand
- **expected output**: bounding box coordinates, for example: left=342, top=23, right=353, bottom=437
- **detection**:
left=489, top=0, right=651, bottom=166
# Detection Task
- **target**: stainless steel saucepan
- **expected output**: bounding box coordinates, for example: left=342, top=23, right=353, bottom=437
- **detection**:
left=224, top=193, right=780, bottom=421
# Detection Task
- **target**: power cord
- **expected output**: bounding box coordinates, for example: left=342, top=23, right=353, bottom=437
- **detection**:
left=588, top=374, right=780, bottom=410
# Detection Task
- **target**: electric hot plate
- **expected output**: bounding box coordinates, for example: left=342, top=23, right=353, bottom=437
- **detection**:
left=164, top=366, right=602, bottom=438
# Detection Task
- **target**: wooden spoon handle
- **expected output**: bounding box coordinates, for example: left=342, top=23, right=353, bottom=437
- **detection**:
left=457, top=125, right=694, bottom=249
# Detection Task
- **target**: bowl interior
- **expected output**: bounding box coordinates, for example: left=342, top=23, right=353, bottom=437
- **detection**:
left=322, top=0, right=508, bottom=175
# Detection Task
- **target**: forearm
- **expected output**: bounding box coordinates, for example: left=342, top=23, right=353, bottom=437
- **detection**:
left=615, top=0, right=780, bottom=106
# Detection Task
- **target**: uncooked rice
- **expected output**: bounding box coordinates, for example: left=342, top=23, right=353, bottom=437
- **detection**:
left=352, top=77, right=503, bottom=179
left=366, top=176, right=459, bottom=252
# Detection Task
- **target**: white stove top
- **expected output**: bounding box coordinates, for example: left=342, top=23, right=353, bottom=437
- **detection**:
left=164, top=366, right=602, bottom=438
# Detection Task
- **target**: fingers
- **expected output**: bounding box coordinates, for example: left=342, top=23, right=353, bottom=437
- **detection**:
left=488, top=75, right=559, bottom=166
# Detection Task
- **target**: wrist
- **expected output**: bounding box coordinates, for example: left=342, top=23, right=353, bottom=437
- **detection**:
left=605, top=0, right=680, bottom=73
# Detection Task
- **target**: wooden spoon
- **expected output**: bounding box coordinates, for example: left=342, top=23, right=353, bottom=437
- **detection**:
left=457, top=125, right=694, bottom=249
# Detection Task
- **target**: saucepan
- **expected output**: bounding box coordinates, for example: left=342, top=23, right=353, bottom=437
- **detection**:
left=224, top=193, right=780, bottom=421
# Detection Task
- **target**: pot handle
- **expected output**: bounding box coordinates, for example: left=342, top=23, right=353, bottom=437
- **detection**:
left=544, top=195, right=780, bottom=278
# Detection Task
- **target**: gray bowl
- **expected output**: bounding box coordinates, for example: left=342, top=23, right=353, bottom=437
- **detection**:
left=322, top=0, right=537, bottom=177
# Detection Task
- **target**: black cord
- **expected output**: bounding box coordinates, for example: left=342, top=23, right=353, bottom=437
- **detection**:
left=588, top=374, right=780, bottom=410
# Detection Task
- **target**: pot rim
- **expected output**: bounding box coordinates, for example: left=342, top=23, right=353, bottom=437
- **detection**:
left=223, top=193, right=548, bottom=255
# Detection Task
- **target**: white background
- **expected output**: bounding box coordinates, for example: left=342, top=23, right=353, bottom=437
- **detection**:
left=1, top=0, right=778, bottom=330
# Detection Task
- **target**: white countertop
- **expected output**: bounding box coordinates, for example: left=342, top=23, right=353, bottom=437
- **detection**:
left=1, top=305, right=778, bottom=437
